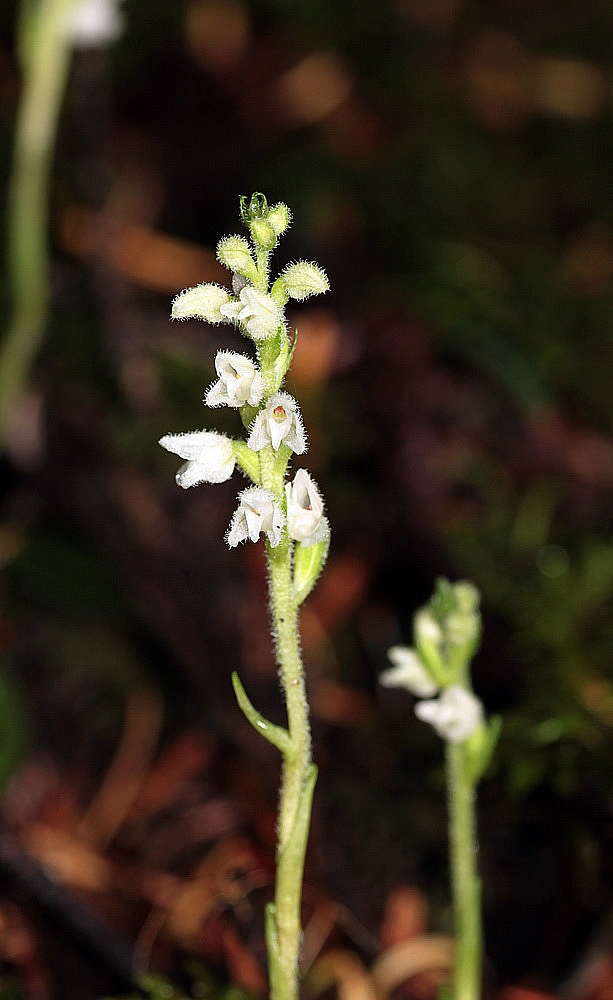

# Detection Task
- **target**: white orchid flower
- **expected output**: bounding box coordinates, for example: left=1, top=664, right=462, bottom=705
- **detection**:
left=247, top=393, right=306, bottom=454
left=380, top=646, right=439, bottom=698
left=285, top=469, right=328, bottom=547
left=219, top=285, right=282, bottom=341
left=205, top=351, right=264, bottom=409
left=414, top=685, right=483, bottom=743
left=159, top=430, right=235, bottom=487
left=226, top=487, right=285, bottom=548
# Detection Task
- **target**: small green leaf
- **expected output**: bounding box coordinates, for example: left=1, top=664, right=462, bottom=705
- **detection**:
left=293, top=534, right=329, bottom=604
left=465, top=714, right=502, bottom=784
left=231, top=672, right=290, bottom=754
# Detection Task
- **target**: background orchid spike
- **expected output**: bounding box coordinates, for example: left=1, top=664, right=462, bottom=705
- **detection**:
left=413, top=577, right=482, bottom=684
left=392, top=578, right=499, bottom=1000
left=158, top=193, right=331, bottom=1000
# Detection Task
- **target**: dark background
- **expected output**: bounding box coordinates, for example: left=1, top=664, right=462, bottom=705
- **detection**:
left=1, top=1, right=613, bottom=997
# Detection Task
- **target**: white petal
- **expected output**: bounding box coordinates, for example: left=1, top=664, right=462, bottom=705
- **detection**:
left=159, top=430, right=235, bottom=486
left=204, top=381, right=228, bottom=407
left=226, top=513, right=249, bottom=547
left=247, top=413, right=269, bottom=451
left=245, top=506, right=263, bottom=543
left=159, top=430, right=211, bottom=461
left=247, top=370, right=265, bottom=406
left=219, top=300, right=243, bottom=323
left=226, top=488, right=285, bottom=547
left=380, top=647, right=438, bottom=698
left=266, top=508, right=285, bottom=547
left=284, top=418, right=307, bottom=455
left=415, top=686, right=483, bottom=743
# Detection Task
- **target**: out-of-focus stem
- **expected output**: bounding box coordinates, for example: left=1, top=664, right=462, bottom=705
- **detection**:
left=0, top=0, right=77, bottom=445
left=447, top=741, right=482, bottom=1000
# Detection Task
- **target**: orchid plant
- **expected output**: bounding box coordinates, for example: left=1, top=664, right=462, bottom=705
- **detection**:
left=160, top=193, right=330, bottom=1000
left=382, top=580, right=501, bottom=1000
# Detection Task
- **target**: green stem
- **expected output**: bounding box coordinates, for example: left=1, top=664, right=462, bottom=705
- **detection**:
left=447, top=741, right=482, bottom=1000
left=0, top=0, right=78, bottom=446
left=260, top=447, right=314, bottom=1000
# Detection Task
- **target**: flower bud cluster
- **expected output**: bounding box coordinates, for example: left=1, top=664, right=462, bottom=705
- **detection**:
left=160, top=193, right=330, bottom=603
left=381, top=580, right=496, bottom=756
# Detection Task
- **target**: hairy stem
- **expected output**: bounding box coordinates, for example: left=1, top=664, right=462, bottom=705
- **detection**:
left=447, top=741, right=482, bottom=1000
left=258, top=441, right=314, bottom=1000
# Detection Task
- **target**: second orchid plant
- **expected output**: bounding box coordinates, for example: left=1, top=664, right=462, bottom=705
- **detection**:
left=160, top=193, right=329, bottom=1000
left=382, top=580, right=501, bottom=1000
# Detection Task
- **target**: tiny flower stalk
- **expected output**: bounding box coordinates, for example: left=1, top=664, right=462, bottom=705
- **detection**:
left=382, top=580, right=501, bottom=1000
left=160, top=194, right=330, bottom=1000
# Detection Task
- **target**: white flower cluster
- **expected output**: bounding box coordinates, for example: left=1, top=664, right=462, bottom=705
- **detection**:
left=382, top=643, right=483, bottom=743
left=159, top=195, right=330, bottom=555
left=380, top=582, right=485, bottom=744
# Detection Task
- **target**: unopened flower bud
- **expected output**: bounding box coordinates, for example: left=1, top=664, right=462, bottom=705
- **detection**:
left=268, top=202, right=292, bottom=235
left=217, top=236, right=256, bottom=279
left=280, top=261, right=330, bottom=301
left=171, top=283, right=231, bottom=323
left=249, top=218, right=277, bottom=251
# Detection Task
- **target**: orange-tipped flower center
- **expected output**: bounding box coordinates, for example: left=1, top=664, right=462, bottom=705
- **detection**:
left=272, top=405, right=287, bottom=422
